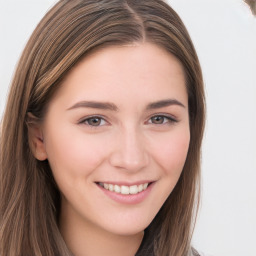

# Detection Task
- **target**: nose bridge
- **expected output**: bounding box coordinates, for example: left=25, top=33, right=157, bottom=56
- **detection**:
left=109, top=124, right=148, bottom=172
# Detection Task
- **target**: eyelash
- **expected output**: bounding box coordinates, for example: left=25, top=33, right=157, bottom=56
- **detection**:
left=147, top=114, right=178, bottom=125
left=78, top=115, right=107, bottom=127
left=78, top=114, right=178, bottom=127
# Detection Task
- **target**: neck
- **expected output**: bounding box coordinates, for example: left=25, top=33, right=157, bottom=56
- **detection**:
left=59, top=205, right=144, bottom=256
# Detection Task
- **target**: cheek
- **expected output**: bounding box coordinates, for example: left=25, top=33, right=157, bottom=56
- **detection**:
left=151, top=129, right=190, bottom=176
left=43, top=125, right=109, bottom=178
left=147, top=128, right=190, bottom=214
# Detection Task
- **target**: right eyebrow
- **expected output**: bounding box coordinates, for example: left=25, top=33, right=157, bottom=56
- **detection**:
left=66, top=101, right=119, bottom=111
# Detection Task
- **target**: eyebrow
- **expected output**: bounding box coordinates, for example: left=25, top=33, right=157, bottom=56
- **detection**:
left=67, top=101, right=118, bottom=111
left=67, top=99, right=185, bottom=111
left=146, top=99, right=186, bottom=110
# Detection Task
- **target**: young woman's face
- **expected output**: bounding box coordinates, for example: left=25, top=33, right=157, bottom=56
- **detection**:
left=37, top=43, right=190, bottom=236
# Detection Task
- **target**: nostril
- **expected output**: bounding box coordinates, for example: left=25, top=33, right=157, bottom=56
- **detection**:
left=109, top=149, right=149, bottom=172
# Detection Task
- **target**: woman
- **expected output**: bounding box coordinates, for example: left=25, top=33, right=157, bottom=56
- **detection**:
left=0, top=0, right=205, bottom=255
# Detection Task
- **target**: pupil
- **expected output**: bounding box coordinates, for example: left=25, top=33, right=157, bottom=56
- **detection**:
left=89, top=118, right=100, bottom=126
left=153, top=116, right=163, bottom=124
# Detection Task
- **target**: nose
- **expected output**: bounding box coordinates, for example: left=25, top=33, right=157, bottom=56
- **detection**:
left=109, top=127, right=149, bottom=172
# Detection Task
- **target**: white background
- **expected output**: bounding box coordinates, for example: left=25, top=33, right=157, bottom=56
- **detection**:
left=0, top=1, right=255, bottom=255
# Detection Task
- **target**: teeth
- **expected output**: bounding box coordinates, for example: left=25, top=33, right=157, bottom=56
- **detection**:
left=109, top=184, right=114, bottom=191
left=121, top=186, right=129, bottom=195
left=114, top=185, right=121, bottom=193
left=129, top=185, right=138, bottom=194
left=99, top=182, right=149, bottom=195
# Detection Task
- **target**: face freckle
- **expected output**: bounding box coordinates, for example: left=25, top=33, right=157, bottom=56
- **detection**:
left=39, top=43, right=190, bottom=239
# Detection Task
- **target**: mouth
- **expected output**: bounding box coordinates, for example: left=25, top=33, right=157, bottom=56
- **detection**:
left=95, top=181, right=154, bottom=195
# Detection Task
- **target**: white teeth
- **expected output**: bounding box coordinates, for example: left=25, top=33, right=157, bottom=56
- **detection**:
left=121, top=186, right=129, bottom=195
left=114, top=185, right=121, bottom=193
left=129, top=185, right=138, bottom=194
left=143, top=183, right=148, bottom=190
left=99, top=182, right=149, bottom=195
left=109, top=184, right=114, bottom=191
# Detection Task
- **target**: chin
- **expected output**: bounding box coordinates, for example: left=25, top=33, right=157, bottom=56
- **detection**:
left=100, top=217, right=152, bottom=236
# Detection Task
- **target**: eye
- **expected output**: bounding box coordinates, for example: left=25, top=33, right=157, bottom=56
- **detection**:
left=80, top=116, right=107, bottom=127
left=149, top=115, right=177, bottom=125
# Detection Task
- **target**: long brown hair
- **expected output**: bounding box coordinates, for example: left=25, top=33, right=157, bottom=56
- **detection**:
left=0, top=0, right=205, bottom=255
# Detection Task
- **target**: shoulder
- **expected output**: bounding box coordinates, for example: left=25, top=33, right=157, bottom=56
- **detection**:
left=191, top=249, right=201, bottom=256
left=191, top=247, right=213, bottom=256
left=190, top=247, right=205, bottom=256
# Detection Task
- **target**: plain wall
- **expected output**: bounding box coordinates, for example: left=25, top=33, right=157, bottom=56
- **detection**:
left=0, top=1, right=255, bottom=255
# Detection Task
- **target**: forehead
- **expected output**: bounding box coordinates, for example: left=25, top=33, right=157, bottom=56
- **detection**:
left=51, top=43, right=187, bottom=108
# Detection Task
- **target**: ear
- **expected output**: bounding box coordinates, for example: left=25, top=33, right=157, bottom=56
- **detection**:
left=27, top=113, right=47, bottom=161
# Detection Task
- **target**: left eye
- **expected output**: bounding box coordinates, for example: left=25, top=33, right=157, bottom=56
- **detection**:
left=149, top=115, right=176, bottom=124
left=81, top=117, right=107, bottom=127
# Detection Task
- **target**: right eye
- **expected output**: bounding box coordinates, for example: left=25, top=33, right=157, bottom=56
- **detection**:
left=80, top=116, right=107, bottom=127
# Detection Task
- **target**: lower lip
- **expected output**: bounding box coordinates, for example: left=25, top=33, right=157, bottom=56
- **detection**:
left=97, top=183, right=154, bottom=205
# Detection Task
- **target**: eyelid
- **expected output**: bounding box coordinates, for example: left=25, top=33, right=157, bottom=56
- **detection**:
left=146, top=113, right=178, bottom=124
left=78, top=115, right=109, bottom=126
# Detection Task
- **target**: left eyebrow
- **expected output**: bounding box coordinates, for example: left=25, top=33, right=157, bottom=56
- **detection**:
left=146, top=99, right=186, bottom=110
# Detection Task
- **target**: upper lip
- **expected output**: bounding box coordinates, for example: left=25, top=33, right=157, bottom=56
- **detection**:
left=95, top=180, right=155, bottom=186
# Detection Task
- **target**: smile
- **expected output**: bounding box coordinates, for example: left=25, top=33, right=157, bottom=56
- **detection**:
left=98, top=182, right=149, bottom=195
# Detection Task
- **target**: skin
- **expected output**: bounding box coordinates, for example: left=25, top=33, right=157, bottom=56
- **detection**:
left=29, top=43, right=190, bottom=256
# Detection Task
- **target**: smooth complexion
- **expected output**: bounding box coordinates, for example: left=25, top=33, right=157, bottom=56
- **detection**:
left=29, top=43, right=190, bottom=256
